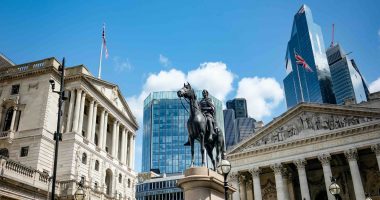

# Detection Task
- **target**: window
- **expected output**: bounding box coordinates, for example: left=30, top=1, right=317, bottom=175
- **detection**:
left=94, top=181, right=98, bottom=189
left=11, top=84, right=20, bottom=95
left=0, top=148, right=9, bottom=158
left=82, top=153, right=87, bottom=164
left=20, top=146, right=29, bottom=157
left=2, top=107, right=14, bottom=131
left=94, top=160, right=99, bottom=171
left=119, top=174, right=122, bottom=183
left=128, top=179, right=131, bottom=188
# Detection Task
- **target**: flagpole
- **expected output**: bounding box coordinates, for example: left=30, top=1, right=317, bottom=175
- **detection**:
left=98, top=40, right=103, bottom=79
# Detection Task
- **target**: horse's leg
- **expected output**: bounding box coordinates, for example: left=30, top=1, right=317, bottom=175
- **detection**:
left=206, top=145, right=215, bottom=170
left=190, top=137, right=195, bottom=167
left=200, top=134, right=205, bottom=166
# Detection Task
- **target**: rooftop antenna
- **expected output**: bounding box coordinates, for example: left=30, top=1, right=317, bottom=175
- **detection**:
left=330, top=23, right=335, bottom=47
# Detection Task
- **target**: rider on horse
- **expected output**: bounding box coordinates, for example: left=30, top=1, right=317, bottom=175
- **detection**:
left=184, top=89, right=218, bottom=146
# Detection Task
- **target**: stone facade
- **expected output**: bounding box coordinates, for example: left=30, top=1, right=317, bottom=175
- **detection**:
left=226, top=98, right=380, bottom=200
left=0, top=57, right=138, bottom=200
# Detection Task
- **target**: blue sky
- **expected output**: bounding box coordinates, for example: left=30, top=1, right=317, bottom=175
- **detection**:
left=1, top=0, right=380, bottom=172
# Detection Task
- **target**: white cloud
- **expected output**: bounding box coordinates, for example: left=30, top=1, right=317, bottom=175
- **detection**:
left=188, top=62, right=234, bottom=102
left=369, top=77, right=380, bottom=93
left=159, top=54, right=170, bottom=67
left=113, top=56, right=132, bottom=71
left=236, top=77, right=284, bottom=120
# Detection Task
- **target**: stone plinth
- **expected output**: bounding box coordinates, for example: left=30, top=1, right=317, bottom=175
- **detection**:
left=178, top=167, right=236, bottom=200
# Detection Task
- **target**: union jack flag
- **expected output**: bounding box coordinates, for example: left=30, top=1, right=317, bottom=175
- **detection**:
left=294, top=50, right=313, bottom=72
left=102, top=24, right=109, bottom=59
left=298, top=5, right=305, bottom=14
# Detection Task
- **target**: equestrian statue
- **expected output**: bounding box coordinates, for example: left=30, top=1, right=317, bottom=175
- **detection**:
left=177, top=83, right=225, bottom=171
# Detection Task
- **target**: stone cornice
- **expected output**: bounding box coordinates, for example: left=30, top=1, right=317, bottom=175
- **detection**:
left=64, top=74, right=138, bottom=131
left=228, top=103, right=380, bottom=154
left=227, top=119, right=380, bottom=161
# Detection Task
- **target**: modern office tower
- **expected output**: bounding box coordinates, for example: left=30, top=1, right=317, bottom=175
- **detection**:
left=350, top=58, right=371, bottom=99
left=283, top=4, right=336, bottom=108
left=235, top=117, right=256, bottom=141
left=226, top=98, right=248, bottom=118
left=223, top=109, right=236, bottom=148
left=0, top=56, right=138, bottom=199
left=326, top=44, right=368, bottom=104
left=142, top=91, right=224, bottom=174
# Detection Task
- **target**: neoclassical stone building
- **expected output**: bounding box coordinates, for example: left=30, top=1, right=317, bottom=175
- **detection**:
left=0, top=56, right=138, bottom=199
left=227, top=94, right=380, bottom=200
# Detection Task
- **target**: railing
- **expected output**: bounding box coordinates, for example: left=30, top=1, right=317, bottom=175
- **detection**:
left=0, top=130, right=14, bottom=143
left=0, top=57, right=60, bottom=77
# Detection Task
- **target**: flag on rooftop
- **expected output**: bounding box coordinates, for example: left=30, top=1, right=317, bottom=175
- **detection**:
left=102, top=24, right=109, bottom=59
left=294, top=50, right=313, bottom=72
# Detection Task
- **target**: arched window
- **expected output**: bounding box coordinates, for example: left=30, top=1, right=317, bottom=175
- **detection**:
left=2, top=107, right=14, bottom=131
left=119, top=173, right=122, bottom=183
left=128, top=178, right=131, bottom=188
left=94, top=160, right=99, bottom=171
left=82, top=153, right=87, bottom=164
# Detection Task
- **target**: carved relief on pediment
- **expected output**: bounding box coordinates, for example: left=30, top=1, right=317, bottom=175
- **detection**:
left=246, top=112, right=377, bottom=149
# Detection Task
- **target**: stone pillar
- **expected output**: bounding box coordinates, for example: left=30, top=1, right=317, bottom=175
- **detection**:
left=271, top=163, right=288, bottom=200
left=98, top=109, right=105, bottom=148
left=72, top=89, right=82, bottom=132
left=229, top=172, right=240, bottom=200
left=115, top=123, right=120, bottom=160
left=9, top=107, right=17, bottom=131
left=371, top=144, right=380, bottom=171
left=102, top=112, right=109, bottom=152
left=249, top=167, right=262, bottom=200
left=86, top=100, right=95, bottom=139
left=121, top=128, right=127, bottom=164
left=91, top=102, right=98, bottom=143
left=66, top=89, right=75, bottom=132
left=78, top=93, right=86, bottom=135
left=131, top=134, right=136, bottom=168
left=125, top=131, right=129, bottom=165
left=318, top=153, right=334, bottom=200
left=112, top=120, right=117, bottom=157
left=344, top=148, right=365, bottom=200
left=293, top=159, right=311, bottom=200
left=239, top=175, right=247, bottom=200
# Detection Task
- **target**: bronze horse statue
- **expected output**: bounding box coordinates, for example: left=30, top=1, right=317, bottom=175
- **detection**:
left=177, top=83, right=224, bottom=170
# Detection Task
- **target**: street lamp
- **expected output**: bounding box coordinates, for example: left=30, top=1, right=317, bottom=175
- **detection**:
left=218, top=159, right=231, bottom=200
left=328, top=177, right=340, bottom=200
left=50, top=58, right=68, bottom=200
left=74, top=179, right=86, bottom=200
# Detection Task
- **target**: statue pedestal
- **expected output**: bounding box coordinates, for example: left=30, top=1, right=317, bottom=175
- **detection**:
left=178, top=167, right=236, bottom=200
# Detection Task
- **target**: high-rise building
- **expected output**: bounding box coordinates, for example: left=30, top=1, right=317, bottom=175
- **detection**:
left=350, top=58, right=371, bottom=99
left=142, top=91, right=224, bottom=174
left=235, top=117, right=256, bottom=141
left=226, top=98, right=248, bottom=118
left=283, top=4, right=336, bottom=108
left=326, top=44, right=368, bottom=104
left=223, top=109, right=236, bottom=148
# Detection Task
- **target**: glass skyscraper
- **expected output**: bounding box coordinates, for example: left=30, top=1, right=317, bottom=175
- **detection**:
left=226, top=98, right=248, bottom=118
left=283, top=5, right=336, bottom=108
left=142, top=91, right=224, bottom=174
left=326, top=44, right=367, bottom=104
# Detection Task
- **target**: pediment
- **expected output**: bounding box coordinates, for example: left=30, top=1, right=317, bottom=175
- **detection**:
left=229, top=103, right=380, bottom=154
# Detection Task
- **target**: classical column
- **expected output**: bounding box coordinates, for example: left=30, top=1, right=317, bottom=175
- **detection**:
left=131, top=134, right=136, bottom=168
left=371, top=144, right=380, bottom=171
left=102, top=112, right=109, bottom=151
left=344, top=148, right=365, bottom=200
left=121, top=128, right=127, bottom=164
left=86, top=100, right=95, bottom=139
left=91, top=102, right=98, bottom=143
left=239, top=175, right=247, bottom=200
left=98, top=109, right=105, bottom=148
left=271, top=163, right=287, bottom=200
left=72, top=89, right=82, bottom=132
left=112, top=120, right=117, bottom=157
left=66, top=89, right=75, bottom=132
left=9, top=107, right=18, bottom=131
left=229, top=172, right=240, bottom=200
left=115, top=122, right=120, bottom=159
left=249, top=167, right=262, bottom=200
left=318, top=153, right=334, bottom=200
left=294, top=159, right=311, bottom=200
left=125, top=131, right=129, bottom=165
left=77, top=93, right=86, bottom=135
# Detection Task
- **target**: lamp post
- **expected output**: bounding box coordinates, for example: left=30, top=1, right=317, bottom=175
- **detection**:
left=218, top=159, right=231, bottom=200
left=328, top=177, right=341, bottom=200
left=74, top=179, right=86, bottom=200
left=50, top=58, right=67, bottom=200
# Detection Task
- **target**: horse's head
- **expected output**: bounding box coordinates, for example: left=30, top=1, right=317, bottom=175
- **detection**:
left=177, top=82, right=194, bottom=99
